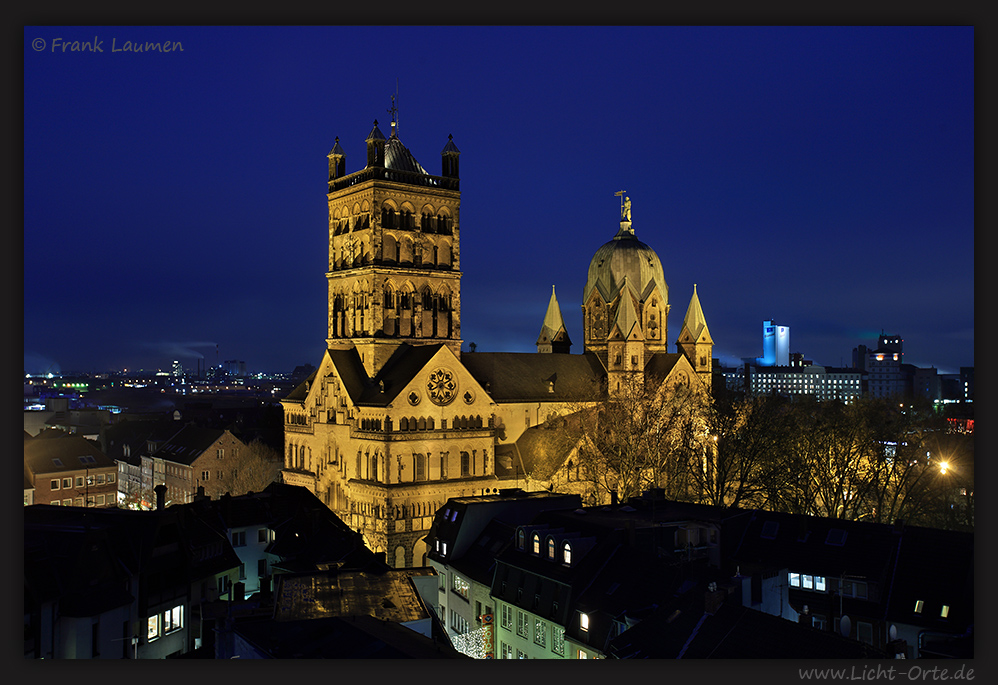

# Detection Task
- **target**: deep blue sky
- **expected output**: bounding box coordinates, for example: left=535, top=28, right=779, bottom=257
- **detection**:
left=23, top=26, right=974, bottom=376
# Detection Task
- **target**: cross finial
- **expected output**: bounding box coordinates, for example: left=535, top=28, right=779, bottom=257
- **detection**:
left=388, top=95, right=398, bottom=136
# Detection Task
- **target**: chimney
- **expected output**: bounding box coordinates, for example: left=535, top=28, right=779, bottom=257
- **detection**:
left=610, top=490, right=619, bottom=505
left=154, top=484, right=167, bottom=511
left=704, top=584, right=727, bottom=615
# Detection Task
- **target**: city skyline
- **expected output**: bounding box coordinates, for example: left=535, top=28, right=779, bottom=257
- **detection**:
left=23, top=26, right=974, bottom=376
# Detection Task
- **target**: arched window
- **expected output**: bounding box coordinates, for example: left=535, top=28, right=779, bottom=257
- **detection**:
left=415, top=453, right=426, bottom=481
left=532, top=532, right=541, bottom=555
left=517, top=529, right=525, bottom=550
left=460, top=451, right=470, bottom=476
left=563, top=541, right=573, bottom=566
left=547, top=537, right=556, bottom=559
left=371, top=455, right=378, bottom=482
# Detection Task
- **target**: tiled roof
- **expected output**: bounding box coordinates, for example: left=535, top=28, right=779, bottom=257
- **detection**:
left=23, top=434, right=116, bottom=476
left=511, top=418, right=585, bottom=481
left=462, top=351, right=605, bottom=402
left=152, top=424, right=230, bottom=465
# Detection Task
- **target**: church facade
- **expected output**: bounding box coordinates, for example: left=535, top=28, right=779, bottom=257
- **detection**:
left=280, top=115, right=714, bottom=567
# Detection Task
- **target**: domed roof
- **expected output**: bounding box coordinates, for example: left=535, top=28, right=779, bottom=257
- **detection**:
left=583, top=224, right=668, bottom=306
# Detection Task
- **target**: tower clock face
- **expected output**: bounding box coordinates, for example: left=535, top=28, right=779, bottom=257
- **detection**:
left=426, top=368, right=457, bottom=405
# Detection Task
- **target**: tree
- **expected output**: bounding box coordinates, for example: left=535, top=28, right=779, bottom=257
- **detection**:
left=690, top=394, right=790, bottom=509
left=572, top=373, right=707, bottom=505
left=215, top=439, right=283, bottom=496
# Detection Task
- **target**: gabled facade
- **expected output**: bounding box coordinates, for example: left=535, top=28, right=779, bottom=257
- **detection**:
left=141, top=425, right=248, bottom=506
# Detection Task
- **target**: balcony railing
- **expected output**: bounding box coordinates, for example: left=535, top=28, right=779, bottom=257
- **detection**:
left=329, top=167, right=459, bottom=192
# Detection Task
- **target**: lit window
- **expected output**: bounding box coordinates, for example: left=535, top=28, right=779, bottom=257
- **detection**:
left=533, top=532, right=541, bottom=554
left=802, top=575, right=813, bottom=590
left=580, top=612, right=589, bottom=632
left=552, top=625, right=565, bottom=655
left=941, top=605, right=950, bottom=618
left=452, top=574, right=470, bottom=600
left=914, top=600, right=924, bottom=614
left=548, top=537, right=556, bottom=559
left=164, top=605, right=183, bottom=633
left=517, top=611, right=528, bottom=637
left=789, top=572, right=800, bottom=587
left=534, top=618, right=547, bottom=647
left=147, top=615, right=160, bottom=641
left=563, top=541, right=572, bottom=565
left=815, top=576, right=826, bottom=592
left=501, top=604, right=513, bottom=630
left=578, top=650, right=588, bottom=659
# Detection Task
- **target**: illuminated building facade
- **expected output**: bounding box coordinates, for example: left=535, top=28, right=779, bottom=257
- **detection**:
left=281, top=113, right=714, bottom=567
left=757, top=320, right=790, bottom=367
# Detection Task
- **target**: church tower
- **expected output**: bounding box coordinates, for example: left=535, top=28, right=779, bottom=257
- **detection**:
left=325, top=111, right=463, bottom=377
left=582, top=195, right=670, bottom=373
left=536, top=285, right=572, bottom=354
left=676, top=284, right=714, bottom=388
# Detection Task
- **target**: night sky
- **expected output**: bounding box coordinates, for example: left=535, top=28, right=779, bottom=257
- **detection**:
left=23, top=26, right=974, bottom=376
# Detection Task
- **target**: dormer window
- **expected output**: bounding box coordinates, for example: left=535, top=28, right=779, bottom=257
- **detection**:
left=580, top=612, right=589, bottom=632
left=547, top=537, right=556, bottom=559
left=517, top=529, right=525, bottom=550
left=563, top=541, right=572, bottom=566
left=941, top=605, right=950, bottom=618
left=532, top=532, right=541, bottom=555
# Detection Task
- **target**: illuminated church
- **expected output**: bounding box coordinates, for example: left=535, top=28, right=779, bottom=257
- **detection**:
left=280, top=113, right=714, bottom=567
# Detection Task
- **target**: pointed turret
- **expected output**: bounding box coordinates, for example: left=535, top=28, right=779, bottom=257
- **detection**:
left=328, top=136, right=346, bottom=180
left=441, top=134, right=460, bottom=179
left=676, top=284, right=714, bottom=388
left=536, top=285, right=572, bottom=354
left=365, top=120, right=386, bottom=168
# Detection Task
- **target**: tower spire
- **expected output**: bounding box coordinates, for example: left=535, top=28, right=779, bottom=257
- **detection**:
left=536, top=285, right=572, bottom=354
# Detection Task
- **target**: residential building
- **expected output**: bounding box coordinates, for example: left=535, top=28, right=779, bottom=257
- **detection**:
left=141, top=424, right=249, bottom=505
left=424, top=489, right=582, bottom=657
left=24, top=493, right=241, bottom=659
left=24, top=433, right=118, bottom=507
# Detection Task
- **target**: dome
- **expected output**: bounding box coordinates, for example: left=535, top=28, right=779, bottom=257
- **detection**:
left=583, top=225, right=668, bottom=306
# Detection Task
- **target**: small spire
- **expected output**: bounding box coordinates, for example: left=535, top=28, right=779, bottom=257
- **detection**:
left=537, top=285, right=572, bottom=353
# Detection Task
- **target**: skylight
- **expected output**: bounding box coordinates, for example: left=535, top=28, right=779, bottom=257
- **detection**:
left=825, top=529, right=848, bottom=546
left=761, top=521, right=779, bottom=539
